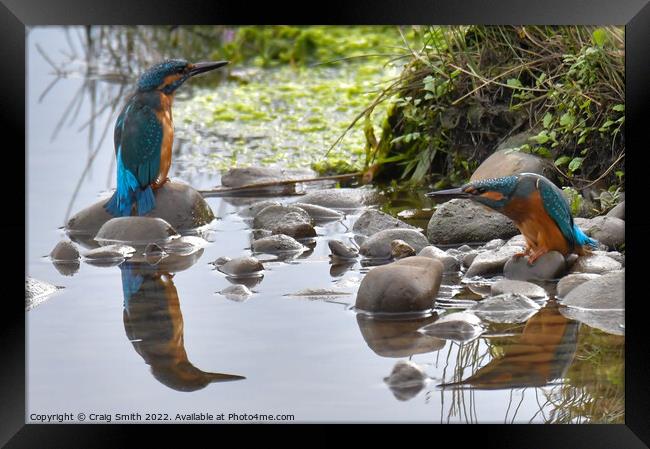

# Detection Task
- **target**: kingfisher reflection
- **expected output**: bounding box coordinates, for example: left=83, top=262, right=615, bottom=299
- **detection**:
left=120, top=254, right=245, bottom=391
left=440, top=304, right=579, bottom=390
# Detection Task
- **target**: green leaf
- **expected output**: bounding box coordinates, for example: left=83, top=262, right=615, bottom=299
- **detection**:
left=535, top=146, right=552, bottom=158
left=568, top=157, right=584, bottom=172
left=592, top=28, right=608, bottom=47
left=542, top=113, right=553, bottom=129
left=532, top=131, right=549, bottom=144
left=612, top=104, right=625, bottom=112
left=555, top=156, right=571, bottom=167
left=560, top=112, right=575, bottom=128
left=577, top=135, right=587, bottom=145
left=506, top=78, right=523, bottom=89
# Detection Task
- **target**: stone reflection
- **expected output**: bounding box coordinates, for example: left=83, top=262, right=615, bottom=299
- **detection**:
left=440, top=305, right=579, bottom=390
left=120, top=256, right=245, bottom=392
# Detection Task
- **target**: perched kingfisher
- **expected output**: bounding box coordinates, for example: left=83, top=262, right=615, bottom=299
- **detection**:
left=105, top=59, right=229, bottom=216
left=427, top=173, right=598, bottom=264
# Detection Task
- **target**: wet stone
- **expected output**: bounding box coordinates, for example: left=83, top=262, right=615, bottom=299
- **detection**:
left=464, top=244, right=522, bottom=278
left=253, top=205, right=316, bottom=239
left=391, top=239, right=416, bottom=259
left=503, top=251, right=567, bottom=281
left=252, top=234, right=305, bottom=254
left=418, top=245, right=460, bottom=272
left=299, top=187, right=380, bottom=210
left=556, top=273, right=601, bottom=298
left=239, top=200, right=280, bottom=218
left=491, top=279, right=547, bottom=299
left=218, top=256, right=264, bottom=278
left=457, top=244, right=473, bottom=252
left=66, top=181, right=214, bottom=236
left=355, top=256, right=443, bottom=314
left=328, top=239, right=359, bottom=259
left=470, top=147, right=555, bottom=182
left=419, top=312, right=483, bottom=342
left=383, top=360, right=427, bottom=401
left=26, top=277, right=63, bottom=311
left=606, top=201, right=624, bottom=220
left=352, top=209, right=417, bottom=237
left=462, top=251, right=479, bottom=269
left=219, top=284, right=253, bottom=302
left=562, top=270, right=624, bottom=310
left=427, top=199, right=519, bottom=245
left=359, top=229, right=429, bottom=260
left=83, top=244, right=136, bottom=262
left=95, top=217, right=179, bottom=247
left=163, top=236, right=208, bottom=256
left=471, top=293, right=541, bottom=323
left=212, top=256, right=231, bottom=267
left=481, top=238, right=507, bottom=251
left=292, top=203, right=344, bottom=222
left=50, top=240, right=80, bottom=262
left=569, top=254, right=622, bottom=275
left=221, top=167, right=315, bottom=188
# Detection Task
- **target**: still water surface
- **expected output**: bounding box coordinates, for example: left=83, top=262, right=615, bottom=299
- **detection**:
left=26, top=27, right=624, bottom=423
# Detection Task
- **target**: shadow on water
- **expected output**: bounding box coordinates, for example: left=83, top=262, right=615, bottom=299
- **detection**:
left=119, top=256, right=245, bottom=392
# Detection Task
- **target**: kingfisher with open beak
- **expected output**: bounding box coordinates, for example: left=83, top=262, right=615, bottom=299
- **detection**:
left=105, top=59, right=229, bottom=217
left=427, top=173, right=598, bottom=264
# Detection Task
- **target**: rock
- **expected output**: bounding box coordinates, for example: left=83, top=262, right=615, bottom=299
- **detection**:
left=569, top=254, right=622, bottom=274
left=66, top=181, right=214, bottom=237
left=359, top=229, right=429, bottom=260
left=292, top=203, right=344, bottom=222
left=299, top=188, right=380, bottom=210
left=95, top=217, right=179, bottom=247
left=457, top=244, right=473, bottom=252
left=252, top=234, right=305, bottom=254
left=419, top=312, right=484, bottom=342
left=328, top=240, right=359, bottom=259
left=418, top=245, right=460, bottom=272
left=391, top=239, right=416, bottom=259
left=356, top=314, right=446, bottom=357
left=252, top=205, right=316, bottom=239
left=491, top=279, right=547, bottom=299
left=218, top=256, right=264, bottom=278
left=239, top=200, right=281, bottom=218
left=427, top=199, right=519, bottom=245
left=50, top=240, right=80, bottom=262
left=506, top=234, right=527, bottom=248
left=163, top=236, right=208, bottom=256
left=503, top=251, right=567, bottom=281
left=606, top=201, right=624, bottom=220
left=464, top=244, right=522, bottom=278
left=556, top=273, right=601, bottom=298
left=221, top=166, right=315, bottom=188
left=52, top=260, right=80, bottom=276
left=83, top=244, right=136, bottom=264
left=471, top=293, right=541, bottom=323
left=481, top=238, right=507, bottom=251
left=212, top=256, right=231, bottom=267
left=562, top=270, right=624, bottom=310
left=602, top=251, right=624, bottom=266
left=462, top=251, right=479, bottom=268
left=581, top=216, right=625, bottom=249
left=219, top=284, right=253, bottom=302
left=560, top=271, right=624, bottom=335
left=470, top=148, right=555, bottom=182
left=284, top=289, right=352, bottom=302
left=26, top=277, right=63, bottom=311
left=352, top=209, right=417, bottom=237
left=355, top=256, right=443, bottom=314
left=383, top=360, right=428, bottom=401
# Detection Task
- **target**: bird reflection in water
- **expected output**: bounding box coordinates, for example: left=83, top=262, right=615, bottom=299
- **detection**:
left=440, top=304, right=579, bottom=390
left=120, top=260, right=245, bottom=391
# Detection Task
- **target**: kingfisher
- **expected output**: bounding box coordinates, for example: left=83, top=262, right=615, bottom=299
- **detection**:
left=105, top=59, right=229, bottom=217
left=427, top=173, right=598, bottom=264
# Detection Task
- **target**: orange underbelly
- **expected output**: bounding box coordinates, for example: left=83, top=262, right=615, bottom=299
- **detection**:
left=154, top=95, right=173, bottom=188
left=504, top=193, right=570, bottom=255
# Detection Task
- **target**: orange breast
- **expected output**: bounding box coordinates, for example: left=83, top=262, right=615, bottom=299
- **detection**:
left=503, top=191, right=570, bottom=255
left=154, top=93, right=174, bottom=189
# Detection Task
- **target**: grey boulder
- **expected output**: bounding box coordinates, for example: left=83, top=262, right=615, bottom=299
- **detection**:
left=427, top=199, right=519, bottom=245
left=218, top=256, right=264, bottom=278
left=556, top=273, right=601, bottom=298
left=360, top=229, right=429, bottom=260
left=503, top=251, right=567, bottom=281
left=353, top=209, right=417, bottom=237
left=418, top=245, right=460, bottom=272
left=252, top=234, right=305, bottom=254
left=470, top=148, right=555, bottom=182
left=95, top=217, right=179, bottom=247
left=355, top=256, right=443, bottom=314
left=569, top=254, right=622, bottom=274
left=581, top=216, right=625, bottom=250
left=299, top=188, right=380, bottom=210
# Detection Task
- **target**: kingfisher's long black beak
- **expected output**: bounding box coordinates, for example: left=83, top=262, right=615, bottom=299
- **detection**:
left=189, top=60, right=229, bottom=77
left=426, top=187, right=469, bottom=200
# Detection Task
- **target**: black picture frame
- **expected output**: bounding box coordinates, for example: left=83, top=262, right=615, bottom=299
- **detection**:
left=6, top=0, right=649, bottom=446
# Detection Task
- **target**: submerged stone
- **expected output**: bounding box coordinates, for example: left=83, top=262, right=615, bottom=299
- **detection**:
left=95, top=217, right=179, bottom=247
left=491, top=279, right=547, bottom=299
left=239, top=200, right=281, bottom=218
left=471, top=293, right=541, bottom=323
left=353, top=209, right=417, bottom=237
left=219, top=284, right=253, bottom=302
left=221, top=166, right=315, bottom=188
left=328, top=239, right=359, bottom=259
left=383, top=360, right=428, bottom=401
left=218, top=256, right=264, bottom=278
left=292, top=202, right=344, bottom=222
left=299, top=187, right=380, bottom=210
left=419, top=312, right=483, bottom=342
left=252, top=234, right=305, bottom=254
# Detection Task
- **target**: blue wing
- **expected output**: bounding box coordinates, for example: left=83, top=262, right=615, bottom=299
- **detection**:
left=119, top=101, right=163, bottom=188
left=537, top=176, right=577, bottom=247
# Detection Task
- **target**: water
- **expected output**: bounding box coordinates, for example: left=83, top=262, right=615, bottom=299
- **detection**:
left=26, top=27, right=624, bottom=424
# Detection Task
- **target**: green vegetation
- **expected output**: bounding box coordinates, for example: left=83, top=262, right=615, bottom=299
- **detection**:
left=352, top=26, right=624, bottom=195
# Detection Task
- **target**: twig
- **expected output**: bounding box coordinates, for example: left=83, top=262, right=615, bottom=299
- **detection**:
left=199, top=172, right=363, bottom=197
